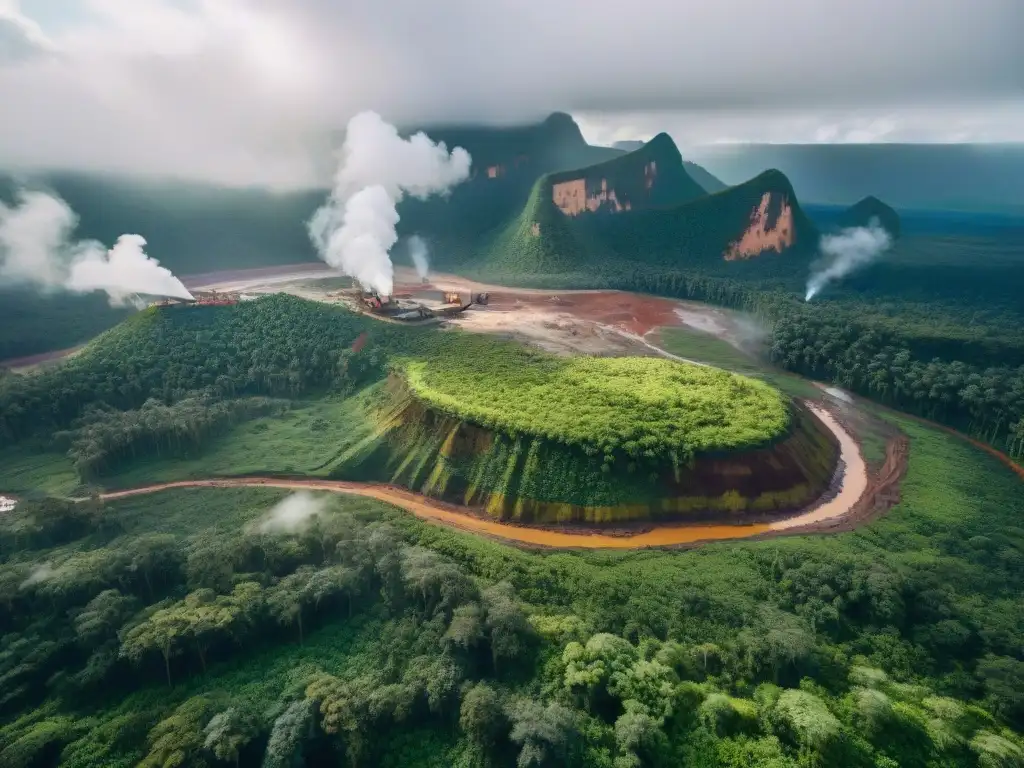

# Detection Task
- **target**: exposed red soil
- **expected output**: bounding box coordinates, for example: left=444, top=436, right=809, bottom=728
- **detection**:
left=478, top=290, right=682, bottom=336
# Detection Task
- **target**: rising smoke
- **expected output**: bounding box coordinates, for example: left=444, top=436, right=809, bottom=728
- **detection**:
left=308, top=111, right=470, bottom=296
left=408, top=235, right=430, bottom=280
left=256, top=492, right=328, bottom=534
left=805, top=217, right=892, bottom=301
left=0, top=189, right=194, bottom=304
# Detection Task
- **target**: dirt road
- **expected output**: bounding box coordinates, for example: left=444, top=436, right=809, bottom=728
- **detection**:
left=96, top=405, right=872, bottom=550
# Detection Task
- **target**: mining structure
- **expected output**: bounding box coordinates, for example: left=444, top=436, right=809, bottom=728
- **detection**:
left=357, top=289, right=489, bottom=322
left=151, top=290, right=242, bottom=308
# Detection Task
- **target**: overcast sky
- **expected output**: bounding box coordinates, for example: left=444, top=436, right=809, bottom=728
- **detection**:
left=1, top=0, right=1021, bottom=188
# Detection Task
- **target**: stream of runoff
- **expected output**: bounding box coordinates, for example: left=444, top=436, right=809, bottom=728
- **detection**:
left=98, top=406, right=867, bottom=550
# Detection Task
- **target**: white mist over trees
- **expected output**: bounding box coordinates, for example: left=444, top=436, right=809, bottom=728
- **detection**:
left=0, top=189, right=193, bottom=305
left=805, top=218, right=892, bottom=301
left=308, top=111, right=471, bottom=296
left=256, top=492, right=328, bottom=535
left=408, top=235, right=430, bottom=280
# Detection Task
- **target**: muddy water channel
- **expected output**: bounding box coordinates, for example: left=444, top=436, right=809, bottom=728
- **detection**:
left=100, top=407, right=867, bottom=550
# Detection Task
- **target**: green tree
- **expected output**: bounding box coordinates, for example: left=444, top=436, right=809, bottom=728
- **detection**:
left=120, top=603, right=191, bottom=686
left=140, top=695, right=225, bottom=768
left=73, top=589, right=137, bottom=647
left=443, top=602, right=486, bottom=654
left=203, top=706, right=259, bottom=767
left=563, top=633, right=638, bottom=711
left=614, top=700, right=666, bottom=768
left=262, top=699, right=315, bottom=768
left=769, top=689, right=842, bottom=764
left=507, top=698, right=578, bottom=768
left=977, top=655, right=1024, bottom=728
left=459, top=682, right=507, bottom=750
left=483, top=582, right=534, bottom=673
left=267, top=567, right=314, bottom=644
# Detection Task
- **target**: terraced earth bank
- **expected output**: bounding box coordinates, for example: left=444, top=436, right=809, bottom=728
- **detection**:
left=332, top=354, right=840, bottom=526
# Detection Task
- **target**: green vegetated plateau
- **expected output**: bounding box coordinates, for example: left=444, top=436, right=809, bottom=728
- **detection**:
left=357, top=379, right=836, bottom=524
left=397, top=351, right=789, bottom=460
left=366, top=346, right=839, bottom=524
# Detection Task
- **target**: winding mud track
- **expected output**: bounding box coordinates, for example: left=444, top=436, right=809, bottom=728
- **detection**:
left=96, top=406, right=876, bottom=550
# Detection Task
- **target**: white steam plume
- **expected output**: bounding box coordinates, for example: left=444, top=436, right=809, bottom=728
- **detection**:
left=805, top=217, right=892, bottom=301
left=308, top=111, right=470, bottom=297
left=0, top=190, right=193, bottom=305
left=408, top=235, right=430, bottom=280
left=256, top=492, right=328, bottom=534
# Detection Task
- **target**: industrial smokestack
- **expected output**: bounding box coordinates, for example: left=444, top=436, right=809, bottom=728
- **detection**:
left=0, top=189, right=193, bottom=304
left=805, top=217, right=892, bottom=301
left=308, top=111, right=470, bottom=297
left=408, top=235, right=430, bottom=281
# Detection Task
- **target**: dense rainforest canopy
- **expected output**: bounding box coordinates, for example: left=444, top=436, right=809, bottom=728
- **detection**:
left=0, top=294, right=1021, bottom=766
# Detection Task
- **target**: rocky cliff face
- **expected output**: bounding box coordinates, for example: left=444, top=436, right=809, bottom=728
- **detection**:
left=725, top=192, right=796, bottom=260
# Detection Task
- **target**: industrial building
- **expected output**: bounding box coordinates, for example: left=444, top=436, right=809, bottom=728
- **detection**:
left=151, top=290, right=245, bottom=308
left=356, top=289, right=489, bottom=322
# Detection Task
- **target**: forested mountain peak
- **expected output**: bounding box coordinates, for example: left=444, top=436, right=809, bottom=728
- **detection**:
left=838, top=195, right=902, bottom=238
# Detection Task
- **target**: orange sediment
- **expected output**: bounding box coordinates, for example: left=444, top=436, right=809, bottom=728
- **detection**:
left=97, top=407, right=865, bottom=549
left=101, top=479, right=773, bottom=549
left=769, top=406, right=866, bottom=530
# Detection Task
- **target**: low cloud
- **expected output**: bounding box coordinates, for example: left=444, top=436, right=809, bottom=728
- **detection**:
left=0, top=2, right=56, bottom=65
left=256, top=492, right=328, bottom=535
left=0, top=0, right=1019, bottom=187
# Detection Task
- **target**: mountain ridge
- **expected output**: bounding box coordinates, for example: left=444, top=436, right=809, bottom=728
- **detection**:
left=613, top=139, right=728, bottom=193
left=688, top=142, right=1024, bottom=212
